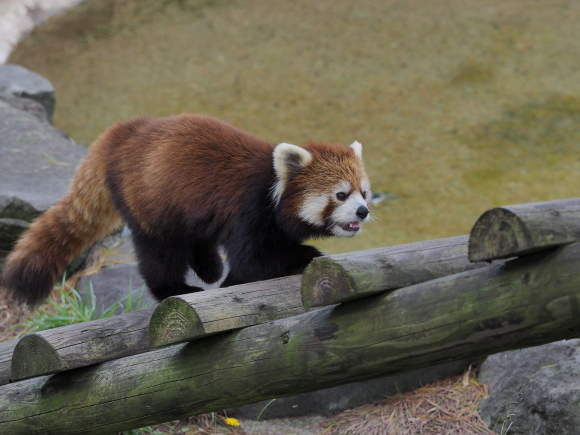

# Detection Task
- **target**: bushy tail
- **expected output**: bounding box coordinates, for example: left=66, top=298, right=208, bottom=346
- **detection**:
left=2, top=141, right=122, bottom=307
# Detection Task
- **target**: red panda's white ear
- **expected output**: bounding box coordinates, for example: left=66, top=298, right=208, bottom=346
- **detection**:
left=272, top=143, right=312, bottom=204
left=273, top=143, right=313, bottom=179
left=350, top=141, right=363, bottom=159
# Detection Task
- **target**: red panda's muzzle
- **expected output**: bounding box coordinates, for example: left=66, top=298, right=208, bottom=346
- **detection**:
left=340, top=221, right=361, bottom=232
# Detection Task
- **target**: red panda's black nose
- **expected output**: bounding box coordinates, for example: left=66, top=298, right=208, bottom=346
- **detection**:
left=356, top=206, right=369, bottom=219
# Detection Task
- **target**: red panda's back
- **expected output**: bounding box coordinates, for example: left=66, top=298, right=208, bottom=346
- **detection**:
left=100, top=115, right=275, bottom=235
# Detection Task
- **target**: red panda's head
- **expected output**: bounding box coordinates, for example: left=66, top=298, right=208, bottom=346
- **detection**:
left=272, top=141, right=371, bottom=238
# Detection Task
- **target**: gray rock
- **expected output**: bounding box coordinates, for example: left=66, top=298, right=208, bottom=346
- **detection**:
left=228, top=359, right=476, bottom=419
left=0, top=217, right=30, bottom=251
left=78, top=265, right=155, bottom=314
left=478, top=340, right=580, bottom=435
left=0, top=101, right=85, bottom=215
left=0, top=91, right=48, bottom=123
left=0, top=195, right=40, bottom=221
left=0, top=64, right=55, bottom=123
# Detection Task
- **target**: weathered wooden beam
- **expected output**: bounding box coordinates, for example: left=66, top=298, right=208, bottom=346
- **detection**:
left=301, top=235, right=490, bottom=307
left=2, top=242, right=580, bottom=434
left=10, top=308, right=155, bottom=381
left=0, top=340, right=17, bottom=386
left=469, top=198, right=580, bottom=262
left=148, top=275, right=306, bottom=348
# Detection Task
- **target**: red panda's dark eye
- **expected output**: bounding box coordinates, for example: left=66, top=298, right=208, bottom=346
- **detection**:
left=336, top=192, right=347, bottom=201
left=362, top=191, right=367, bottom=199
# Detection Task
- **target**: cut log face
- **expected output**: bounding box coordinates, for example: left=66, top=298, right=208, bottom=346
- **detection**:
left=469, top=198, right=580, bottom=262
left=301, top=235, right=491, bottom=308
left=148, top=275, right=306, bottom=348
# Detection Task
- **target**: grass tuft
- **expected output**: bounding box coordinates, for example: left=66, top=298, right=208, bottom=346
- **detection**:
left=17, top=277, right=152, bottom=334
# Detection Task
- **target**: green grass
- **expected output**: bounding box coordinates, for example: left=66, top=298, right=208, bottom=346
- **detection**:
left=493, top=392, right=524, bottom=435
left=19, top=277, right=152, bottom=334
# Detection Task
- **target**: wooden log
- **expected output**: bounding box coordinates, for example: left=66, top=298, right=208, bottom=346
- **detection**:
left=148, top=275, right=305, bottom=348
left=0, top=340, right=17, bottom=386
left=469, top=198, right=580, bottom=262
left=301, top=235, right=491, bottom=307
left=2, top=242, right=580, bottom=434
left=11, top=308, right=155, bottom=381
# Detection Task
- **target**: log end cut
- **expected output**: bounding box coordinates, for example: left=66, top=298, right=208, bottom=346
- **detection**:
left=148, top=297, right=205, bottom=348
left=301, top=257, right=356, bottom=308
left=469, top=208, right=531, bottom=262
left=11, top=333, right=63, bottom=381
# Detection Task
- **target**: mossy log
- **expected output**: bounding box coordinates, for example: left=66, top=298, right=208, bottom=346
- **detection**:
left=148, top=275, right=305, bottom=347
left=11, top=308, right=155, bottom=381
left=301, top=235, right=490, bottom=307
left=2, top=242, right=580, bottom=434
left=469, top=198, right=580, bottom=262
left=0, top=340, right=17, bottom=386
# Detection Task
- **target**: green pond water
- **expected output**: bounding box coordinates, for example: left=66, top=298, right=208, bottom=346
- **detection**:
left=10, top=0, right=580, bottom=254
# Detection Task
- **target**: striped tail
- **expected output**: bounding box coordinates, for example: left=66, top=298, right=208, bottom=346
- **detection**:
left=2, top=140, right=122, bottom=307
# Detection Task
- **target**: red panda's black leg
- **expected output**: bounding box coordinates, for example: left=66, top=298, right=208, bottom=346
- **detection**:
left=283, top=244, right=324, bottom=275
left=131, top=230, right=204, bottom=300
left=220, top=243, right=323, bottom=288
left=188, top=239, right=224, bottom=284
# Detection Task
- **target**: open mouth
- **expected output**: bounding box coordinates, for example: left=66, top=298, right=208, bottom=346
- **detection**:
left=339, top=221, right=360, bottom=232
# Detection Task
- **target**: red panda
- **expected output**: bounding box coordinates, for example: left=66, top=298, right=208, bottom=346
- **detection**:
left=3, top=115, right=371, bottom=306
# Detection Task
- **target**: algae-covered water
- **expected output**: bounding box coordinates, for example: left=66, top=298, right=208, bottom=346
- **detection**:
left=9, top=0, right=580, bottom=253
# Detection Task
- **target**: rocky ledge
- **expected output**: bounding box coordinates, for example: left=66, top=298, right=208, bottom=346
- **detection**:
left=0, top=64, right=86, bottom=268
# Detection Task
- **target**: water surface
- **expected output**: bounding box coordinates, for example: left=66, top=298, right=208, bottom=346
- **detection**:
left=10, top=0, right=580, bottom=253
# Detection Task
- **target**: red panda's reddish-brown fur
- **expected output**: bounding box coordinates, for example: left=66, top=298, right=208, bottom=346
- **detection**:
left=3, top=115, right=371, bottom=306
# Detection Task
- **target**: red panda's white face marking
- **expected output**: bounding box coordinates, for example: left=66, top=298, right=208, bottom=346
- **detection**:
left=273, top=141, right=371, bottom=238
left=327, top=178, right=372, bottom=237
left=298, top=193, right=328, bottom=226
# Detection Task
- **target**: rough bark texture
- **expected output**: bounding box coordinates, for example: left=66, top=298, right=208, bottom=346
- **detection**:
left=2, top=242, right=580, bottom=434
left=11, top=309, right=154, bottom=381
left=469, top=198, right=580, bottom=262
left=149, top=275, right=306, bottom=347
left=301, top=235, right=490, bottom=307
